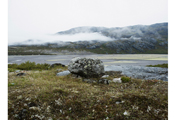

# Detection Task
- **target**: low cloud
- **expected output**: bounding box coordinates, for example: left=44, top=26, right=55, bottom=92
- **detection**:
left=9, top=33, right=115, bottom=45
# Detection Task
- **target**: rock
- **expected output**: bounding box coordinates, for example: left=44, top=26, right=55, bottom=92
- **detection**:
left=29, top=107, right=41, bottom=111
left=16, top=73, right=26, bottom=76
left=98, top=79, right=109, bottom=84
left=68, top=57, right=105, bottom=78
left=113, top=78, right=122, bottom=83
left=17, top=95, right=22, bottom=99
left=123, top=110, right=130, bottom=116
left=71, top=74, right=82, bottom=78
left=46, top=106, right=51, bottom=113
left=55, top=98, right=62, bottom=105
left=56, top=69, right=63, bottom=72
left=56, top=71, right=70, bottom=76
left=24, top=103, right=27, bottom=107
left=28, top=102, right=37, bottom=107
left=101, top=75, right=109, bottom=78
left=83, top=79, right=96, bottom=83
left=48, top=117, right=53, bottom=120
left=17, top=109, right=28, bottom=119
left=26, top=98, right=31, bottom=101
left=50, top=63, right=66, bottom=68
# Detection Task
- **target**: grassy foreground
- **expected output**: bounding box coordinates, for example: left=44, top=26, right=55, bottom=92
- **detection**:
left=8, top=64, right=168, bottom=119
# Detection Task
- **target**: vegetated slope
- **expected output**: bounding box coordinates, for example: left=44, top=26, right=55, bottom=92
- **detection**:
left=8, top=62, right=168, bottom=119
left=8, top=23, right=168, bottom=55
left=54, top=23, right=168, bottom=54
left=57, top=23, right=168, bottom=40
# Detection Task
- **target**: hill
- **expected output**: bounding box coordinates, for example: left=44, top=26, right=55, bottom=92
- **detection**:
left=8, top=23, right=168, bottom=55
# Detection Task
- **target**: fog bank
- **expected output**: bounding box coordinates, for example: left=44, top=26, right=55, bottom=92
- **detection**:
left=8, top=33, right=114, bottom=45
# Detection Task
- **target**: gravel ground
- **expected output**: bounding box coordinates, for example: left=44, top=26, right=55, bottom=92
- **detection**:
left=105, top=65, right=168, bottom=81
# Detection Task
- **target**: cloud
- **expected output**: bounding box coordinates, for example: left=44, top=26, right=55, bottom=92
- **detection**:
left=9, top=33, right=115, bottom=45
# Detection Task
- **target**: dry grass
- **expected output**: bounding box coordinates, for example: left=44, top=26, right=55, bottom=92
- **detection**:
left=8, top=67, right=168, bottom=120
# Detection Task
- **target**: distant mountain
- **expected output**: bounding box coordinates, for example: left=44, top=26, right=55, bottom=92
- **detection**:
left=54, top=22, right=168, bottom=54
left=56, top=23, right=168, bottom=40
left=9, top=23, right=168, bottom=54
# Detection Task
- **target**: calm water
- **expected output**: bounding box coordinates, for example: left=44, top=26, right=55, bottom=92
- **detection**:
left=8, top=54, right=168, bottom=66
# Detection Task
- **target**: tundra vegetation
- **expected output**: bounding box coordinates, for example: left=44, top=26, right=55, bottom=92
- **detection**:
left=146, top=63, right=168, bottom=68
left=8, top=62, right=168, bottom=119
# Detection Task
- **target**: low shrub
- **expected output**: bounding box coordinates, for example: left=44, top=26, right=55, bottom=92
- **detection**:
left=146, top=63, right=168, bottom=68
left=121, top=76, right=131, bottom=83
left=8, top=61, right=50, bottom=70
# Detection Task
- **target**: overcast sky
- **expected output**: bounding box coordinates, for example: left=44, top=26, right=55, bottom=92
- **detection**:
left=8, top=0, right=168, bottom=44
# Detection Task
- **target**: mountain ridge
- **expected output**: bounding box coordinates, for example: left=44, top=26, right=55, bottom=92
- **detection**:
left=56, top=22, right=168, bottom=40
left=8, top=22, right=168, bottom=55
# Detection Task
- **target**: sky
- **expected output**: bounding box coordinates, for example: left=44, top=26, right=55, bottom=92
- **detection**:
left=8, top=0, right=168, bottom=45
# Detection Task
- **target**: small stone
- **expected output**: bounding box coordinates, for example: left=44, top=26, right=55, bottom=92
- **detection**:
left=29, top=107, right=41, bottom=111
left=72, top=91, right=79, bottom=93
left=99, top=79, right=109, bottom=84
left=83, top=79, right=96, bottom=83
left=123, top=111, right=130, bottom=116
left=34, top=114, right=45, bottom=119
left=57, top=71, right=70, bottom=76
left=26, top=98, right=31, bottom=101
left=24, top=103, right=27, bottom=106
left=113, top=78, right=122, bottom=83
left=116, top=101, right=121, bottom=104
left=17, top=95, right=22, bottom=99
left=14, top=114, right=18, bottom=118
left=56, top=69, right=63, bottom=72
left=55, top=98, right=62, bottom=105
left=48, top=117, right=53, bottom=120
left=16, top=73, right=26, bottom=76
left=46, top=106, right=51, bottom=113
left=101, top=75, right=109, bottom=78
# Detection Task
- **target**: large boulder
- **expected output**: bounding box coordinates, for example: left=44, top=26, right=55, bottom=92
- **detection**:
left=68, top=57, right=105, bottom=78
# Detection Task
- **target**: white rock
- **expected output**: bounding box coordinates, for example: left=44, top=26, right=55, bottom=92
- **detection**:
left=46, top=106, right=51, bottom=113
left=24, top=103, right=27, bottom=106
left=17, top=95, right=22, bottom=99
left=55, top=98, right=62, bottom=105
left=101, top=75, right=109, bottom=78
left=57, top=71, right=70, bottom=76
left=123, top=111, right=130, bottom=116
left=29, top=107, right=41, bottom=111
left=48, top=117, right=53, bottom=120
left=113, top=78, right=122, bottom=83
left=26, top=98, right=31, bottom=101
left=115, top=101, right=121, bottom=104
